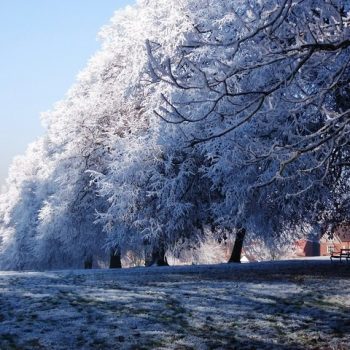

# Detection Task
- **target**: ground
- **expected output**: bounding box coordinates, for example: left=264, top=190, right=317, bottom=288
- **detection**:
left=0, top=259, right=349, bottom=349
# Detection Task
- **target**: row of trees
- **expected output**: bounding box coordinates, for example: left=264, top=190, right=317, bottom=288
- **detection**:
left=0, top=0, right=349, bottom=270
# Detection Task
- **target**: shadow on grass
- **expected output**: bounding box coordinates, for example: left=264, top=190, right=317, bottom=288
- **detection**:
left=0, top=261, right=349, bottom=349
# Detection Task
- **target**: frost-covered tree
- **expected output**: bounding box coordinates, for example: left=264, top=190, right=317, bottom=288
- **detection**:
left=0, top=139, right=53, bottom=269
left=147, top=0, right=350, bottom=261
left=93, top=0, right=209, bottom=266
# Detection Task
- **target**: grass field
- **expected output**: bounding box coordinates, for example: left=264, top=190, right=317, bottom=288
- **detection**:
left=0, top=259, right=349, bottom=349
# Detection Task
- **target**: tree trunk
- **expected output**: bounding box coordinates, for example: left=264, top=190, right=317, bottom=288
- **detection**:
left=84, top=255, right=93, bottom=269
left=145, top=242, right=169, bottom=267
left=228, top=228, right=246, bottom=263
left=109, top=247, right=122, bottom=268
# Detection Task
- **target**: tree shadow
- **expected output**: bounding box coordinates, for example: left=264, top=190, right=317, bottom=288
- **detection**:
left=0, top=262, right=349, bottom=349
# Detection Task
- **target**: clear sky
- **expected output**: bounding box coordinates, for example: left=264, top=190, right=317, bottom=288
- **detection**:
left=0, top=0, right=135, bottom=186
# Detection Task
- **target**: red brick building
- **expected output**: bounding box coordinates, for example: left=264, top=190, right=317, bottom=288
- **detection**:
left=320, top=225, right=350, bottom=256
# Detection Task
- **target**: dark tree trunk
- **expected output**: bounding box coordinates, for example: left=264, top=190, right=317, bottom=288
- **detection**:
left=145, top=242, right=169, bottom=267
left=109, top=247, right=122, bottom=268
left=84, top=256, right=93, bottom=269
left=228, top=228, right=246, bottom=263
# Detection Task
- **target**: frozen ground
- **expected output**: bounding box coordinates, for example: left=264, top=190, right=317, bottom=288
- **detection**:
left=0, top=259, right=349, bottom=349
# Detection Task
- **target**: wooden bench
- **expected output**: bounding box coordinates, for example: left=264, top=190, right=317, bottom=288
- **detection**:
left=330, top=249, right=350, bottom=263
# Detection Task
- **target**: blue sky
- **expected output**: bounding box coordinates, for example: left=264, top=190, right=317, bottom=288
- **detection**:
left=0, top=0, right=135, bottom=185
